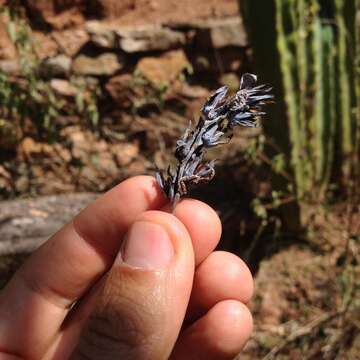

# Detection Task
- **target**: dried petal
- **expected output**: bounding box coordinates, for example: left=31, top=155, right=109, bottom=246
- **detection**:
left=240, top=73, right=257, bottom=89
left=202, top=86, right=229, bottom=120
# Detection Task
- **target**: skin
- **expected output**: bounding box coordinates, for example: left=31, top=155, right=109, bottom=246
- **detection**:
left=0, top=176, right=254, bottom=360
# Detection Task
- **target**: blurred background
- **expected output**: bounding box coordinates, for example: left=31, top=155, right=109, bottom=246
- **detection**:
left=0, top=0, right=359, bottom=358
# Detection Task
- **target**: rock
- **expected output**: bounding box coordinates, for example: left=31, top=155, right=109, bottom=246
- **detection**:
left=92, top=31, right=116, bottom=49
left=93, top=151, right=118, bottom=176
left=86, top=21, right=187, bottom=52
left=117, top=25, right=186, bottom=53
left=112, top=142, right=139, bottom=167
left=52, top=28, right=89, bottom=56
left=136, top=49, right=190, bottom=85
left=53, top=143, right=72, bottom=163
left=32, top=32, right=59, bottom=60
left=49, top=9, right=85, bottom=30
left=40, top=55, right=71, bottom=77
left=105, top=74, right=133, bottom=106
left=50, top=79, right=77, bottom=97
left=71, top=76, right=100, bottom=92
left=86, top=21, right=117, bottom=48
left=62, top=126, right=91, bottom=162
left=62, top=125, right=86, bottom=144
left=0, top=60, right=20, bottom=75
left=93, top=0, right=137, bottom=19
left=24, top=0, right=87, bottom=29
left=18, top=137, right=53, bottom=159
left=72, top=53, right=123, bottom=76
left=194, top=17, right=247, bottom=49
left=208, top=17, right=247, bottom=48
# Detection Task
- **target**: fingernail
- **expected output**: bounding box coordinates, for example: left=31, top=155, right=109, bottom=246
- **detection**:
left=119, top=221, right=174, bottom=270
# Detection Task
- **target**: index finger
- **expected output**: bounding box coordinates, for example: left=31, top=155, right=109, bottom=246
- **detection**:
left=0, top=176, right=166, bottom=359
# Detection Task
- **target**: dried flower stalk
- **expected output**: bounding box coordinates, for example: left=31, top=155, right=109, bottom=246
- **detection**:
left=156, top=73, right=273, bottom=208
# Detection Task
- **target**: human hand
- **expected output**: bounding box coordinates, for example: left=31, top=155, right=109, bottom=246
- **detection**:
left=0, top=176, right=254, bottom=359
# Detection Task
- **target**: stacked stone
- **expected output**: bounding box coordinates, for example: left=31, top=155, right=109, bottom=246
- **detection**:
left=0, top=14, right=249, bottom=97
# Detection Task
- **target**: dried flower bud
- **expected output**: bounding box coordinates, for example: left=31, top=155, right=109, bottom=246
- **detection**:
left=156, top=73, right=273, bottom=208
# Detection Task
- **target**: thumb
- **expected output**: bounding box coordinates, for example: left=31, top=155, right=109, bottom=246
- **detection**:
left=72, top=210, right=195, bottom=360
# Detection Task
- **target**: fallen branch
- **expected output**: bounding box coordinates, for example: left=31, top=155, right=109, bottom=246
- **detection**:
left=0, top=193, right=98, bottom=256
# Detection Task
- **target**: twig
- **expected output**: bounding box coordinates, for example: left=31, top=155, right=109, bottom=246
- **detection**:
left=262, top=310, right=345, bottom=360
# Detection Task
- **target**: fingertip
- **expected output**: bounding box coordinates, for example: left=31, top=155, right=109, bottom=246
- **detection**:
left=171, top=300, right=253, bottom=360
left=204, top=300, right=254, bottom=353
left=213, top=301, right=253, bottom=356
left=222, top=300, right=253, bottom=342
left=188, top=251, right=254, bottom=321
left=205, top=300, right=253, bottom=354
left=213, top=251, right=254, bottom=303
left=173, top=199, right=222, bottom=265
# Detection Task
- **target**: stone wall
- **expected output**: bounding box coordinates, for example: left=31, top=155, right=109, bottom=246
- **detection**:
left=0, top=9, right=250, bottom=100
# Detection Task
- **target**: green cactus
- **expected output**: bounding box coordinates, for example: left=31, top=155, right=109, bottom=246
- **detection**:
left=241, top=0, right=359, bottom=200
left=356, top=0, right=360, bottom=180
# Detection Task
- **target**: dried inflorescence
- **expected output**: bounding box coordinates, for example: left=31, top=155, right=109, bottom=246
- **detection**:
left=156, top=73, right=273, bottom=208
